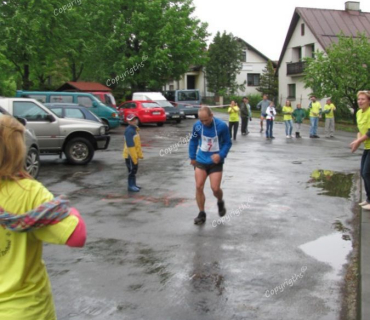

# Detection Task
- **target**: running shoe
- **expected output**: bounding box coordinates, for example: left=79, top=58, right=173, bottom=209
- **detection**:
left=194, top=211, right=206, bottom=225
left=218, top=200, right=226, bottom=217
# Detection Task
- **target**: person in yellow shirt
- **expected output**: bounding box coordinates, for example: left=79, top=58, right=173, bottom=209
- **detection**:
left=0, top=115, right=86, bottom=320
left=309, top=95, right=322, bottom=138
left=282, top=100, right=294, bottom=138
left=324, top=98, right=336, bottom=138
left=350, top=91, right=370, bottom=210
left=228, top=100, right=240, bottom=141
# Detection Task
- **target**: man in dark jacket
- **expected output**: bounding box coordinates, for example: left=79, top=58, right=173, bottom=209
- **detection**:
left=240, top=97, right=251, bottom=135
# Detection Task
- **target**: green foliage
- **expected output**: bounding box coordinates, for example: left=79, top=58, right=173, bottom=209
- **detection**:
left=0, top=0, right=209, bottom=92
left=304, top=32, right=370, bottom=123
left=247, top=93, right=262, bottom=110
left=257, top=60, right=278, bottom=100
left=205, top=32, right=245, bottom=96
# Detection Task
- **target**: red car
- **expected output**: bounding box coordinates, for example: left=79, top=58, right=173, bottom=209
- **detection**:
left=118, top=100, right=166, bottom=126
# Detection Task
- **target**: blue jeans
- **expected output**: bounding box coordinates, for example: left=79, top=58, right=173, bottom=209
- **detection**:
left=266, top=119, right=273, bottom=137
left=310, top=117, right=318, bottom=136
left=361, top=150, right=370, bottom=202
left=285, top=120, right=293, bottom=135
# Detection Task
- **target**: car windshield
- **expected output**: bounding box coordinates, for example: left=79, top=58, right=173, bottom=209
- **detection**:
left=178, top=91, right=199, bottom=101
left=142, top=102, right=161, bottom=108
left=155, top=100, right=173, bottom=108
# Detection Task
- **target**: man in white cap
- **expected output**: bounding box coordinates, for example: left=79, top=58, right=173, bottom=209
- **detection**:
left=123, top=114, right=143, bottom=192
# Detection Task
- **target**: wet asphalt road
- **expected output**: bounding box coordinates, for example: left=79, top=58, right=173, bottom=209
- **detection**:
left=39, top=114, right=361, bottom=320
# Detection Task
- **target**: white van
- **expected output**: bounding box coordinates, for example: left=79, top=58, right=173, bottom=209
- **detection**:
left=132, top=92, right=184, bottom=123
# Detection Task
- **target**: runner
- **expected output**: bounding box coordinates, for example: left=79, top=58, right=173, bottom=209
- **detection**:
left=189, top=106, right=232, bottom=225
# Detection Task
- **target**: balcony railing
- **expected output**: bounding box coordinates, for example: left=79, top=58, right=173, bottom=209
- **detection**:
left=287, top=61, right=306, bottom=75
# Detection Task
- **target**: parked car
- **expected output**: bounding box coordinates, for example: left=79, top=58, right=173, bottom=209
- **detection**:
left=90, top=92, right=117, bottom=109
left=0, top=98, right=110, bottom=165
left=163, top=89, right=201, bottom=118
left=15, top=90, right=120, bottom=130
left=0, top=106, right=40, bottom=178
left=118, top=101, right=166, bottom=126
left=44, top=103, right=104, bottom=124
left=132, top=92, right=184, bottom=123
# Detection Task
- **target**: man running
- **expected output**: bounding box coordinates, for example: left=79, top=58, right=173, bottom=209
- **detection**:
left=257, top=94, right=271, bottom=133
left=189, top=106, right=232, bottom=225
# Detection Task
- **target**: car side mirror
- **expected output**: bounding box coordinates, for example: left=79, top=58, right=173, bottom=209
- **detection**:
left=46, top=114, right=56, bottom=122
left=16, top=117, right=27, bottom=126
left=93, top=101, right=99, bottom=108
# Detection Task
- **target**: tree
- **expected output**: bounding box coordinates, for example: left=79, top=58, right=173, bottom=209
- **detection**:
left=205, top=32, right=245, bottom=96
left=0, top=0, right=70, bottom=89
left=105, top=0, right=209, bottom=92
left=257, top=60, right=278, bottom=101
left=304, top=32, right=370, bottom=123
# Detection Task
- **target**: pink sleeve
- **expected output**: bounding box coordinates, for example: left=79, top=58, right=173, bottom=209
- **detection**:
left=66, top=208, right=87, bottom=247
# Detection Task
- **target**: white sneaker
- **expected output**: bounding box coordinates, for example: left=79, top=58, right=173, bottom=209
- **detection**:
left=290, top=135, right=293, bottom=138
left=362, top=204, right=370, bottom=210
left=286, top=135, right=290, bottom=138
left=359, top=201, right=368, bottom=206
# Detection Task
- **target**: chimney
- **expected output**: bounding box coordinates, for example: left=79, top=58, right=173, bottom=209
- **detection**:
left=345, top=1, right=360, bottom=11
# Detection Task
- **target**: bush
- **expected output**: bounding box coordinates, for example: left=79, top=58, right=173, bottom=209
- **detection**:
left=247, top=93, right=262, bottom=110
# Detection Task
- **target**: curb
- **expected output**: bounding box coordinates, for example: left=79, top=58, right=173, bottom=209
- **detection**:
left=360, top=193, right=370, bottom=319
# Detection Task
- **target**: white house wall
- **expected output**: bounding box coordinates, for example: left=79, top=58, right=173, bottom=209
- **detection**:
left=278, top=16, right=327, bottom=108
left=237, top=48, right=268, bottom=96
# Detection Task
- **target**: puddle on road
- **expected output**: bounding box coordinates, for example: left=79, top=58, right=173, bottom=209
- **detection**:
left=304, top=170, right=355, bottom=280
left=101, top=193, right=192, bottom=208
left=308, top=169, right=354, bottom=199
left=299, top=233, right=352, bottom=280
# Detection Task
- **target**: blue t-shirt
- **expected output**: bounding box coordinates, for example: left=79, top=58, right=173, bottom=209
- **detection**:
left=189, top=117, right=232, bottom=165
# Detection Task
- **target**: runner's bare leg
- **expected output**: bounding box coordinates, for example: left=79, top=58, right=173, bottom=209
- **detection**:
left=195, top=168, right=207, bottom=211
left=209, top=171, right=223, bottom=202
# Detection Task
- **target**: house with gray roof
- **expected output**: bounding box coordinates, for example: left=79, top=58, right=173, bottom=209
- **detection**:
left=163, top=38, right=274, bottom=100
left=276, top=1, right=370, bottom=108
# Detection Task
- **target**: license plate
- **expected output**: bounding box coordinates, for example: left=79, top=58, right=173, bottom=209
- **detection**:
left=152, top=112, right=161, bottom=115
left=186, top=105, right=193, bottom=108
left=172, top=115, right=179, bottom=118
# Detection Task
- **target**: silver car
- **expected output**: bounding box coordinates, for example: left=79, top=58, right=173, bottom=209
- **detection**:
left=0, top=98, right=110, bottom=165
left=0, top=107, right=40, bottom=178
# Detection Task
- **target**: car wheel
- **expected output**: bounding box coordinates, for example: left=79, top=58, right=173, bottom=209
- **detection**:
left=26, top=147, right=40, bottom=178
left=157, top=122, right=164, bottom=127
left=64, top=137, right=94, bottom=165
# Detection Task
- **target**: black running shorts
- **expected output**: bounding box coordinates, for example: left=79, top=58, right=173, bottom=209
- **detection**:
left=195, top=161, right=223, bottom=175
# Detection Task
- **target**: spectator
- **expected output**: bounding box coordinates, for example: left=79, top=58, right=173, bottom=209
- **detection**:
left=324, top=98, right=336, bottom=138
left=257, top=94, right=271, bottom=133
left=283, top=100, right=294, bottom=138
left=240, top=97, right=251, bottom=135
left=292, top=103, right=305, bottom=138
left=228, top=100, right=240, bottom=141
left=309, top=96, right=322, bottom=138
left=0, top=115, right=86, bottom=320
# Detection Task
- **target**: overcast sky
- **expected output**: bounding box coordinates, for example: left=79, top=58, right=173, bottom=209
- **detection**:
left=192, top=0, right=370, bottom=61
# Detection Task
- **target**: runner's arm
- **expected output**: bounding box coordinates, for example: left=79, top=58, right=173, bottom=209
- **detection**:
left=189, top=124, right=200, bottom=160
left=219, top=124, right=232, bottom=161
